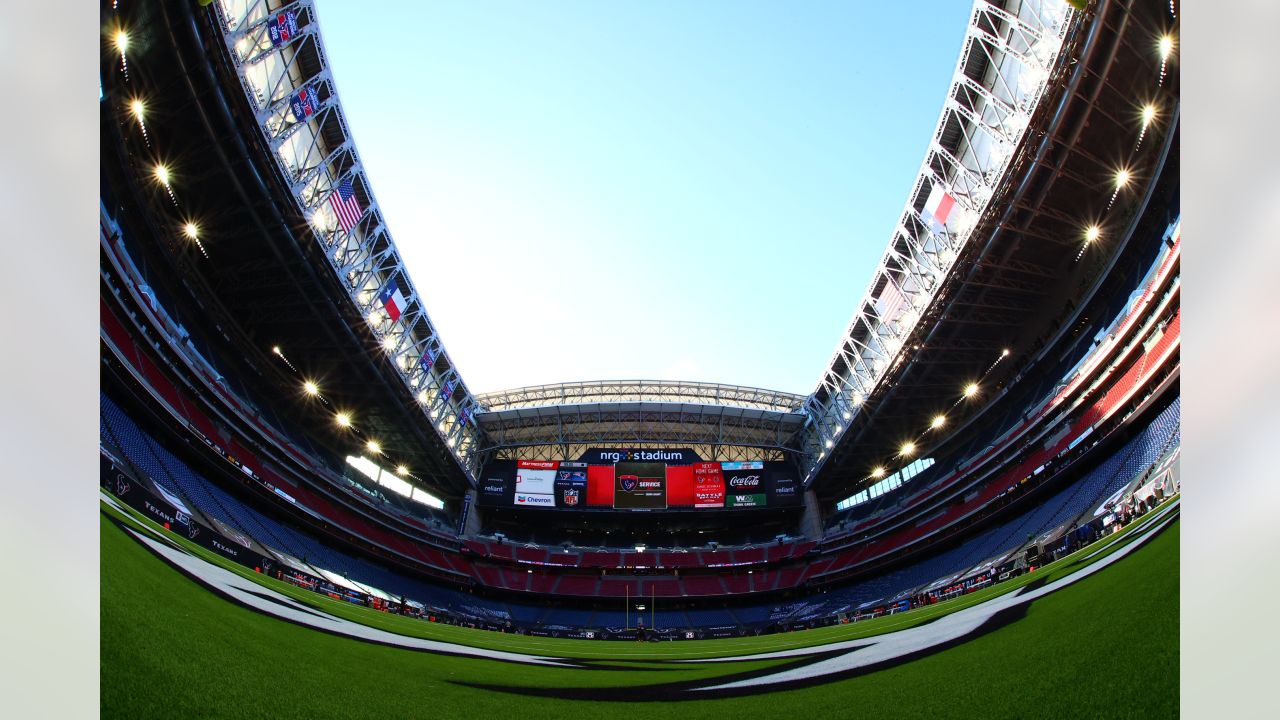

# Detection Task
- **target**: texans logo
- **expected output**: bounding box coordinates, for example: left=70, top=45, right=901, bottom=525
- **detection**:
left=620, top=475, right=638, bottom=492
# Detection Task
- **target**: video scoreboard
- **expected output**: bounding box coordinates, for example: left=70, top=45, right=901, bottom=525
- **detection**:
left=480, top=449, right=799, bottom=511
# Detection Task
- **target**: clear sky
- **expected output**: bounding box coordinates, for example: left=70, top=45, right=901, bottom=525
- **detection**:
left=315, top=1, right=972, bottom=394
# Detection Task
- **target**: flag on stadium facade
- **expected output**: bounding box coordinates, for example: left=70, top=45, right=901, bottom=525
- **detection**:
left=419, top=345, right=439, bottom=372
left=457, top=404, right=472, bottom=425
left=329, top=177, right=363, bottom=232
left=289, top=83, right=320, bottom=123
left=266, top=11, right=298, bottom=47
left=921, top=181, right=957, bottom=235
left=378, top=278, right=408, bottom=322
left=875, top=279, right=906, bottom=322
left=440, top=378, right=456, bottom=401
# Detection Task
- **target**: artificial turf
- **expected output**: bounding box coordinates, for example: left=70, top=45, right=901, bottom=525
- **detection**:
left=101, top=500, right=1178, bottom=718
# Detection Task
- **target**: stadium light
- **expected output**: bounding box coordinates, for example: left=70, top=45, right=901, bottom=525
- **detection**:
left=396, top=465, right=408, bottom=476
left=1115, top=168, right=1132, bottom=189
left=843, top=411, right=852, bottom=420
left=852, top=393, right=864, bottom=407
left=825, top=439, right=834, bottom=449
left=1142, top=104, right=1157, bottom=127
left=153, top=164, right=171, bottom=186
left=1158, top=35, right=1174, bottom=61
left=900, top=442, right=916, bottom=457
left=381, top=336, right=396, bottom=351
left=635, top=545, right=646, bottom=553
left=335, top=412, right=352, bottom=428
left=129, top=99, right=145, bottom=120
left=1085, top=225, right=1101, bottom=244
left=1002, top=348, right=1010, bottom=357
left=183, top=222, right=200, bottom=240
left=366, top=440, right=381, bottom=454
left=303, top=380, right=319, bottom=396
left=871, top=466, right=886, bottom=479
left=114, top=30, right=130, bottom=53
left=931, top=415, right=946, bottom=429
left=964, top=383, right=979, bottom=398
left=272, top=346, right=282, bottom=355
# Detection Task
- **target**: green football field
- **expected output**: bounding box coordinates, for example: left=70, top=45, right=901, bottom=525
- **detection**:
left=100, top=495, right=1179, bottom=718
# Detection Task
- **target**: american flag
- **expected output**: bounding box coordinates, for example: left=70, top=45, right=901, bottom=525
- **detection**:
left=875, top=280, right=906, bottom=322
left=330, top=177, right=363, bottom=232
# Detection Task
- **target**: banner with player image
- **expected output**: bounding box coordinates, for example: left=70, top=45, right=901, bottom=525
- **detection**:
left=613, top=461, right=667, bottom=509
left=554, top=462, right=588, bottom=508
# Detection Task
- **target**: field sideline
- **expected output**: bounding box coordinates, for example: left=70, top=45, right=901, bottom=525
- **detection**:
left=101, top=493, right=1179, bottom=717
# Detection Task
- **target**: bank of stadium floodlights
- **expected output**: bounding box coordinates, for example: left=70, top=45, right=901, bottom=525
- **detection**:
left=124, top=0, right=1176, bottom=501
left=195, top=0, right=485, bottom=482
left=802, top=0, right=1177, bottom=491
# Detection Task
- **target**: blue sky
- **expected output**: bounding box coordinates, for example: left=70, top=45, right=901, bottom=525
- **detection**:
left=316, top=1, right=971, bottom=394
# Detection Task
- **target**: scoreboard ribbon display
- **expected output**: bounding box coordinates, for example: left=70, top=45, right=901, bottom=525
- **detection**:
left=722, top=461, right=766, bottom=507
left=613, top=461, right=667, bottom=509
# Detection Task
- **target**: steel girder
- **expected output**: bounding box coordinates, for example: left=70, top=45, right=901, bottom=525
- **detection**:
left=802, top=0, right=1078, bottom=484
left=475, top=380, right=807, bottom=414
left=477, top=403, right=803, bottom=463
left=209, top=0, right=482, bottom=479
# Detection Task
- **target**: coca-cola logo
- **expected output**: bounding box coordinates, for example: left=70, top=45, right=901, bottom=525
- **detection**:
left=728, top=475, right=762, bottom=487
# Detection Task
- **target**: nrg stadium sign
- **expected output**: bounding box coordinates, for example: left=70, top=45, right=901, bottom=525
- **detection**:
left=578, top=448, right=702, bottom=464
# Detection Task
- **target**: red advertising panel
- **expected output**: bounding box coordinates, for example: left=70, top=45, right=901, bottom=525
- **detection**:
left=587, top=464, right=615, bottom=506
left=666, top=464, right=695, bottom=506
left=692, top=462, right=726, bottom=508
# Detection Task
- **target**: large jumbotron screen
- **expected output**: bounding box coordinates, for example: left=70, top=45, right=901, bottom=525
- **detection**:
left=481, top=452, right=799, bottom=510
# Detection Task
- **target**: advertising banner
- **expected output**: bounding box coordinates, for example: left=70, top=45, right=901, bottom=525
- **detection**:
left=723, top=461, right=766, bottom=508
left=613, top=461, right=667, bottom=509
left=769, top=474, right=801, bottom=506
left=479, top=477, right=512, bottom=506
left=554, top=462, right=588, bottom=509
left=514, top=460, right=557, bottom=507
left=692, top=462, right=726, bottom=508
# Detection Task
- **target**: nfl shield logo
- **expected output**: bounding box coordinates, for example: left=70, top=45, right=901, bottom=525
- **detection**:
left=564, top=489, right=579, bottom=506
left=620, top=475, right=638, bottom=492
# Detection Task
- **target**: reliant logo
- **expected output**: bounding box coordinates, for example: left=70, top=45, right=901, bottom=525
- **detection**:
left=483, top=482, right=506, bottom=494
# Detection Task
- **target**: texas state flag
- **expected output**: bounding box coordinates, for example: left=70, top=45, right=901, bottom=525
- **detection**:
left=922, top=182, right=957, bottom=235
left=378, top=279, right=408, bottom=322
